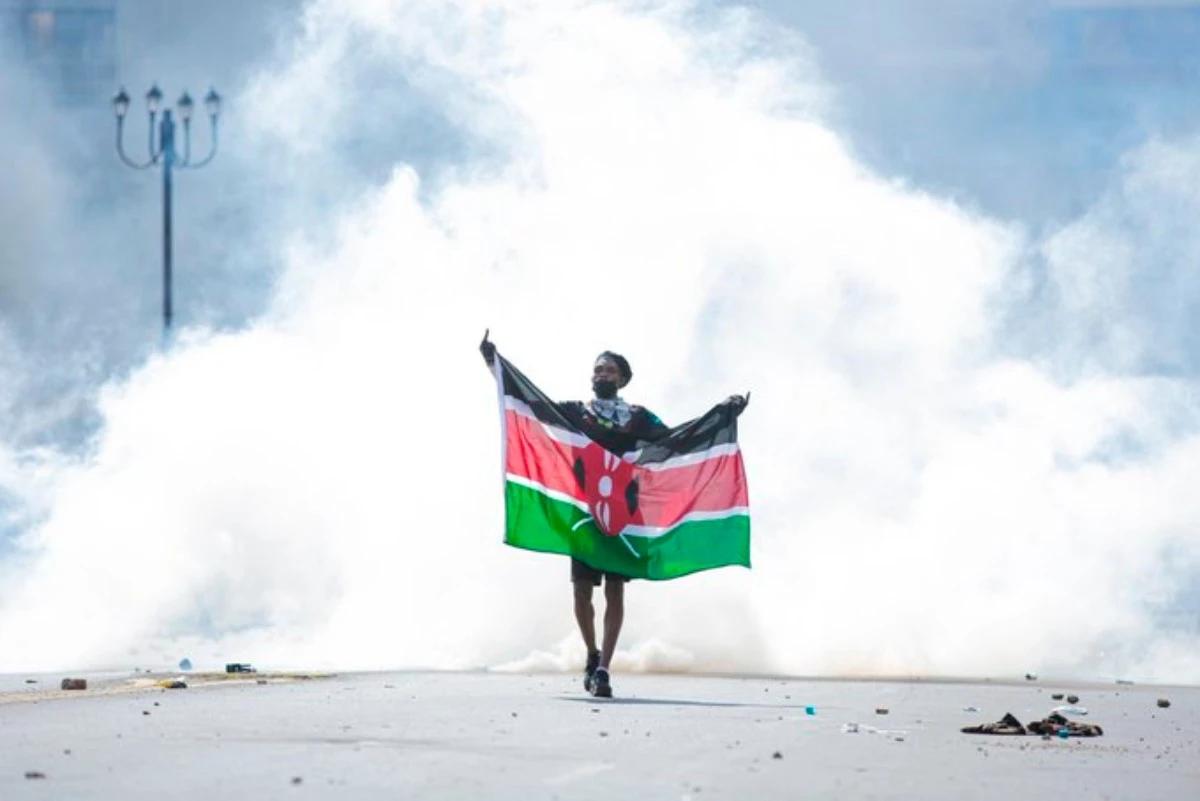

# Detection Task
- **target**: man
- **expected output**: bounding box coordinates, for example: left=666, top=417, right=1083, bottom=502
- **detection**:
left=481, top=334, right=746, bottom=698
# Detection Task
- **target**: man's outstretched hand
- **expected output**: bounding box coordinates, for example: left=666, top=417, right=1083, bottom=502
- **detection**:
left=480, top=329, right=496, bottom=366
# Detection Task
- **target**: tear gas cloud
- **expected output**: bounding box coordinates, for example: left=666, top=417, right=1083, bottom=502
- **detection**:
left=0, top=0, right=1198, bottom=683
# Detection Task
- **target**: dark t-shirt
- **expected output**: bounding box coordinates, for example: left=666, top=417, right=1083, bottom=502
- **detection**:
left=558, top=400, right=669, bottom=455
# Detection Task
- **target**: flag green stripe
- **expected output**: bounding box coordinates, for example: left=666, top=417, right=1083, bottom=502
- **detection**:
left=503, top=480, right=750, bottom=581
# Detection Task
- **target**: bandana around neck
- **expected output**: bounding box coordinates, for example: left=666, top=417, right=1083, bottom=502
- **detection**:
left=589, top=397, right=632, bottom=427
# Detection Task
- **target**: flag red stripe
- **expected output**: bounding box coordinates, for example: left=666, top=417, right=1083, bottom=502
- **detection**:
left=504, top=409, right=747, bottom=528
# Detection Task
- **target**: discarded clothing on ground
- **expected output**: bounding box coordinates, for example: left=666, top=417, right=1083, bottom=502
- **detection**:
left=961, top=712, right=1026, bottom=735
left=961, top=711, right=1103, bottom=737
left=1026, top=712, right=1103, bottom=737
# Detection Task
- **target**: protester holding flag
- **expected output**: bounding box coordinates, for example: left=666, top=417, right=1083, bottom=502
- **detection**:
left=480, top=332, right=749, bottom=698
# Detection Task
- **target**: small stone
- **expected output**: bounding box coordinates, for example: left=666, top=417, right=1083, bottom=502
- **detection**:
left=875, top=708, right=889, bottom=715
left=772, top=751, right=783, bottom=759
left=1051, top=694, right=1064, bottom=701
left=599, top=731, right=609, bottom=738
left=1025, top=673, right=1037, bottom=681
left=60, top=678, right=87, bottom=691
left=1157, top=698, right=1171, bottom=709
left=24, top=679, right=37, bottom=684
left=25, top=771, right=46, bottom=780
left=291, top=777, right=303, bottom=785
left=63, top=750, right=71, bottom=756
left=1067, top=695, right=1080, bottom=704
left=142, top=710, right=150, bottom=716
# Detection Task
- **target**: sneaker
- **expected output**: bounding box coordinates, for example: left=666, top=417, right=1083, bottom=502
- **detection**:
left=591, top=668, right=612, bottom=698
left=583, top=650, right=601, bottom=693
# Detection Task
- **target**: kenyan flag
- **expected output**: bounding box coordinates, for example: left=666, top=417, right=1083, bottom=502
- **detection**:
left=492, top=353, right=751, bottom=580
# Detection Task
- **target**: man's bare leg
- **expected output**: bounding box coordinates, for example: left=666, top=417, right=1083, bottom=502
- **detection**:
left=600, top=578, right=625, bottom=670
left=573, top=580, right=597, bottom=653
left=587, top=578, right=624, bottom=698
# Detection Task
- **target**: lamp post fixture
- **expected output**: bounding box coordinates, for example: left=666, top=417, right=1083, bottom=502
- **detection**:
left=113, top=84, right=221, bottom=341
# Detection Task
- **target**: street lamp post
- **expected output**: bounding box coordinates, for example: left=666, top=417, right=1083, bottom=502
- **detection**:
left=113, top=84, right=221, bottom=341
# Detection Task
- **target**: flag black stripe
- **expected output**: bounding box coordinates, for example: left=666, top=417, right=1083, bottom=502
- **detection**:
left=497, top=353, right=739, bottom=461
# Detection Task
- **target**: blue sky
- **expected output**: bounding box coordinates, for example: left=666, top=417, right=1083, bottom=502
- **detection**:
left=743, top=1, right=1200, bottom=224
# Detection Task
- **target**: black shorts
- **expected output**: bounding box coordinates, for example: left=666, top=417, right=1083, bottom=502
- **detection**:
left=571, top=558, right=630, bottom=586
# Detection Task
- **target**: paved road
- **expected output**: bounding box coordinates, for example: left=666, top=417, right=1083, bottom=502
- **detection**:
left=1, top=671, right=1196, bottom=799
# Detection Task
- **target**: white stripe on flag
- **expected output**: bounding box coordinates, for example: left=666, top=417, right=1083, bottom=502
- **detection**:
left=504, top=397, right=591, bottom=448
left=506, top=473, right=589, bottom=512
left=629, top=443, right=742, bottom=471
left=621, top=507, right=750, bottom=538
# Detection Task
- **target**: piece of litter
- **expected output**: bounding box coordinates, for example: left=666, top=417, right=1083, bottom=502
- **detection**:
left=1050, top=694, right=1064, bottom=701
left=842, top=721, right=908, bottom=737
left=1051, top=705, right=1088, bottom=716
left=804, top=706, right=815, bottom=715
left=1025, top=673, right=1037, bottom=681
left=178, top=658, right=193, bottom=671
left=875, top=708, right=889, bottom=715
left=963, top=706, right=980, bottom=713
left=157, top=680, right=187, bottom=689
left=60, top=678, right=87, bottom=691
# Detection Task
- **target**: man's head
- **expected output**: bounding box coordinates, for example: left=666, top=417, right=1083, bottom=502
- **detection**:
left=592, top=351, right=632, bottom=399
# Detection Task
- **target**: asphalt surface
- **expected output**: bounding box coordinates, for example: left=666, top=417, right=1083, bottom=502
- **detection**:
left=1, top=670, right=1196, bottom=799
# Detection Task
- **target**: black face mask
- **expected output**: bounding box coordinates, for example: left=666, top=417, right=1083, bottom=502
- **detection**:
left=593, top=378, right=618, bottom=399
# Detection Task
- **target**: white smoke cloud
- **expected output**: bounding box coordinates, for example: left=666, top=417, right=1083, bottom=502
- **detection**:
left=0, top=0, right=1197, bottom=684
